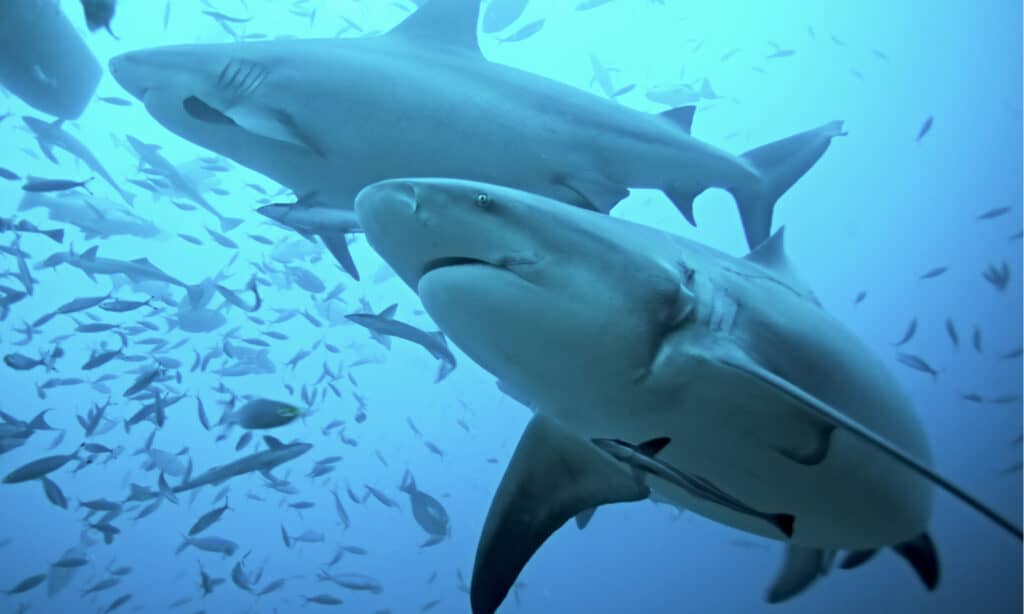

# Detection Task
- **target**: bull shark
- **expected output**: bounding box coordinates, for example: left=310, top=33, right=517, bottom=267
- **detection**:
left=123, top=135, right=243, bottom=232
left=0, top=0, right=101, bottom=119
left=353, top=178, right=1023, bottom=614
left=107, top=0, right=842, bottom=273
left=18, top=191, right=160, bottom=240
left=22, top=116, right=135, bottom=205
left=40, top=244, right=204, bottom=307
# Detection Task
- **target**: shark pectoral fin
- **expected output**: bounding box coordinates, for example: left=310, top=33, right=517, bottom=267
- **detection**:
left=765, top=545, right=832, bottom=603
left=838, top=548, right=878, bottom=570
left=472, top=415, right=649, bottom=614
left=557, top=176, right=629, bottom=214
left=390, top=0, right=482, bottom=56
left=227, top=105, right=326, bottom=158
left=721, top=357, right=1024, bottom=541
left=891, top=532, right=939, bottom=590
left=321, top=232, right=360, bottom=281
left=183, top=96, right=239, bottom=126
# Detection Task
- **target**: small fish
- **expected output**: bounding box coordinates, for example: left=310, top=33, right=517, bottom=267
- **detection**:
left=972, top=326, right=983, bottom=353
left=22, top=176, right=93, bottom=194
left=895, top=353, right=938, bottom=377
left=944, top=318, right=959, bottom=348
left=1001, top=347, right=1023, bottom=360
left=919, top=266, right=947, bottom=280
left=915, top=116, right=933, bottom=142
left=98, top=96, right=132, bottom=106
left=852, top=290, right=866, bottom=305
left=0, top=167, right=19, bottom=180
left=977, top=206, right=1011, bottom=221
left=497, top=18, right=545, bottom=43
left=892, top=318, right=917, bottom=346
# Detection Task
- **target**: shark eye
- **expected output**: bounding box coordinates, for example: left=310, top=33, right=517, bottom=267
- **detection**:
left=474, top=193, right=492, bottom=208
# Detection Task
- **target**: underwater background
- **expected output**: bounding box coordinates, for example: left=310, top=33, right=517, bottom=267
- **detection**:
left=0, top=0, right=1021, bottom=613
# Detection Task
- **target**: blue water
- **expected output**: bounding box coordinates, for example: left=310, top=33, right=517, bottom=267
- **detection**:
left=0, top=1, right=1020, bottom=613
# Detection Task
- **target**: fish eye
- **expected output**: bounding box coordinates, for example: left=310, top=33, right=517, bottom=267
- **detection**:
left=474, top=193, right=491, bottom=208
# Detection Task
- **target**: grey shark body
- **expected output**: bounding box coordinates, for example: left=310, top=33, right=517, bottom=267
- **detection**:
left=353, top=178, right=1021, bottom=613
left=109, top=0, right=842, bottom=261
left=18, top=191, right=159, bottom=240
left=0, top=0, right=101, bottom=119
left=124, top=135, right=242, bottom=232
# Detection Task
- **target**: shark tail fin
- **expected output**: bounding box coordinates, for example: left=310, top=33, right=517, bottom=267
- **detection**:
left=727, top=120, right=847, bottom=249
left=28, top=409, right=53, bottom=431
left=220, top=217, right=244, bottom=232
left=664, top=120, right=846, bottom=248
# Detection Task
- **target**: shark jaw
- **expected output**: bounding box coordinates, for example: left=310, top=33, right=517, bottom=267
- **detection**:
left=355, top=178, right=695, bottom=414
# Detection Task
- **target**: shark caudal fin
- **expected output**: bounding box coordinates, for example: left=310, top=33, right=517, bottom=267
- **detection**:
left=728, top=121, right=847, bottom=249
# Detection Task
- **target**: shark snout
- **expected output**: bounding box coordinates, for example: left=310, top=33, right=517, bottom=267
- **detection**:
left=108, top=51, right=150, bottom=99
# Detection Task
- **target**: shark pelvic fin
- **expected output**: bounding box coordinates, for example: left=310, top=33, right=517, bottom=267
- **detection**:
left=720, top=357, right=1024, bottom=541
left=471, top=415, right=649, bottom=614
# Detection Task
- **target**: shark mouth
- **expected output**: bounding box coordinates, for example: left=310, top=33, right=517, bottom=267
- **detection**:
left=420, top=256, right=539, bottom=283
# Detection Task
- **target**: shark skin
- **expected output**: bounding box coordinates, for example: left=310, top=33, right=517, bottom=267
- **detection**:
left=353, top=178, right=1022, bottom=614
left=107, top=0, right=843, bottom=267
left=0, top=0, right=101, bottom=119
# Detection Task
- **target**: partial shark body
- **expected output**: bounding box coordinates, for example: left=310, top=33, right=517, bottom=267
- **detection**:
left=23, top=116, right=135, bottom=205
left=42, top=245, right=191, bottom=294
left=353, top=178, right=1022, bottom=614
left=108, top=0, right=842, bottom=265
left=257, top=194, right=361, bottom=279
left=0, top=0, right=101, bottom=119
left=18, top=191, right=159, bottom=240
left=123, top=135, right=242, bottom=232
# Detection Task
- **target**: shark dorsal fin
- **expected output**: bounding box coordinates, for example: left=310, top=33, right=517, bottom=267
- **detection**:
left=744, top=225, right=788, bottom=270
left=263, top=435, right=284, bottom=450
left=378, top=304, right=398, bottom=319
left=637, top=437, right=671, bottom=456
left=390, top=0, right=482, bottom=56
left=742, top=226, right=817, bottom=303
left=82, top=246, right=99, bottom=260
left=659, top=105, right=695, bottom=134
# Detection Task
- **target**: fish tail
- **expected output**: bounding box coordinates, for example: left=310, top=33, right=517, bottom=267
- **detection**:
left=727, top=121, right=847, bottom=249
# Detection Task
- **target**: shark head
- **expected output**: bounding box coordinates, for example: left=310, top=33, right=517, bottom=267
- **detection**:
left=109, top=42, right=329, bottom=163
left=355, top=178, right=696, bottom=412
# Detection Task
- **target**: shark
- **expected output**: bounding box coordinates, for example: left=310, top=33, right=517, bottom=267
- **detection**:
left=18, top=191, right=159, bottom=240
left=22, top=116, right=135, bottom=206
left=107, top=0, right=842, bottom=274
left=0, top=0, right=101, bottom=119
left=353, top=178, right=1023, bottom=614
left=123, top=135, right=243, bottom=232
